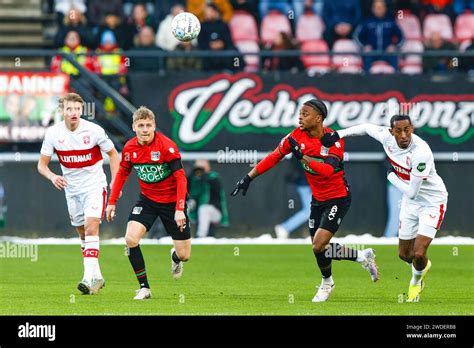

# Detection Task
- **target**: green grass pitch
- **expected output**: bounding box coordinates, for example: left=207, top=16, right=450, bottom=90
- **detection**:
left=1, top=245, right=472, bottom=315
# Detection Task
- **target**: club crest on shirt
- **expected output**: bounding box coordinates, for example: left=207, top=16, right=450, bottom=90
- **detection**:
left=151, top=151, right=160, bottom=161
left=417, top=163, right=426, bottom=172
left=300, top=143, right=305, bottom=150
left=320, top=146, right=329, bottom=156
left=83, top=135, right=90, bottom=145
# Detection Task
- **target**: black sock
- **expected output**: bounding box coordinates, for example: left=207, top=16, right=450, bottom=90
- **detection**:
left=128, top=245, right=150, bottom=289
left=172, top=250, right=181, bottom=263
left=315, top=251, right=332, bottom=278
left=326, top=243, right=358, bottom=261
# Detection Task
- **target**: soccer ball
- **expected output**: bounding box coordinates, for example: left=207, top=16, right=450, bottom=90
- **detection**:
left=171, top=12, right=201, bottom=42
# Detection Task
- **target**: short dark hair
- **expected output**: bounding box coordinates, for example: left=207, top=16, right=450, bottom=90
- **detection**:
left=304, top=98, right=328, bottom=119
left=390, top=114, right=412, bottom=128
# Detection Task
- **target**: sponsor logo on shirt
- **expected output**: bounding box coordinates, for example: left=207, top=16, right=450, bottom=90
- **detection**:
left=133, top=163, right=172, bottom=183
left=59, top=153, right=92, bottom=163
left=417, top=163, right=426, bottom=172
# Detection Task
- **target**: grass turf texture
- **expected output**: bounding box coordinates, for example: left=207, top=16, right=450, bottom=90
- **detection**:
left=1, top=245, right=472, bottom=315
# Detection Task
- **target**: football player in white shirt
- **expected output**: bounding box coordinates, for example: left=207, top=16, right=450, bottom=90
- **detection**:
left=321, top=115, right=448, bottom=302
left=37, top=93, right=120, bottom=295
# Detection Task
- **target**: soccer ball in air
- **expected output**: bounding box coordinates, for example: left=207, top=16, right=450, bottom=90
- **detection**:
left=171, top=12, right=201, bottom=42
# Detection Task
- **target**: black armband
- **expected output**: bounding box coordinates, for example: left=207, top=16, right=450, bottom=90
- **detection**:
left=168, top=158, right=184, bottom=172
left=324, top=156, right=340, bottom=169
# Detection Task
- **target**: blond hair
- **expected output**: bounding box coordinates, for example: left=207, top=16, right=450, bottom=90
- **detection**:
left=58, top=93, right=84, bottom=112
left=133, top=106, right=155, bottom=123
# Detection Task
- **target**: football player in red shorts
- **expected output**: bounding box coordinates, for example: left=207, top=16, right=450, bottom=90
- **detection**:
left=231, top=99, right=379, bottom=302
left=106, top=106, right=190, bottom=300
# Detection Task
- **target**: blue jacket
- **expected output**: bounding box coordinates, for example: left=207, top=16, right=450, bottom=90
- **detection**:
left=353, top=16, right=404, bottom=51
left=322, top=0, right=361, bottom=29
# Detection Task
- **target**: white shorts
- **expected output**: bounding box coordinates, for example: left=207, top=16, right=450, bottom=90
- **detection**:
left=398, top=197, right=447, bottom=240
left=66, top=187, right=107, bottom=227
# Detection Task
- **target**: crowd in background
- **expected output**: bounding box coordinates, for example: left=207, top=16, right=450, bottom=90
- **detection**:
left=48, top=0, right=474, bottom=76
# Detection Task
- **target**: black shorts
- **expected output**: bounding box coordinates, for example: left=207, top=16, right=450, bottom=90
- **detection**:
left=309, top=196, right=351, bottom=237
left=128, top=194, right=191, bottom=241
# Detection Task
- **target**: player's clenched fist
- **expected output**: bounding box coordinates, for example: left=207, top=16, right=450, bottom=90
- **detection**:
left=105, top=204, right=116, bottom=222
left=321, top=131, right=340, bottom=147
left=174, top=210, right=186, bottom=232
left=231, top=174, right=253, bottom=196
left=288, top=136, right=304, bottom=160
left=49, top=174, right=67, bottom=190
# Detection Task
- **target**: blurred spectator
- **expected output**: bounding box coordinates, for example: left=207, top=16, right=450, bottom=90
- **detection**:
left=361, top=0, right=397, bottom=18
left=187, top=160, right=229, bottom=238
left=94, top=31, right=129, bottom=114
left=54, top=7, right=93, bottom=48
left=323, top=0, right=361, bottom=47
left=51, top=31, right=95, bottom=75
left=166, top=41, right=203, bottom=71
left=263, top=32, right=303, bottom=72
left=129, top=26, right=163, bottom=72
left=128, top=3, right=158, bottom=37
left=198, top=4, right=243, bottom=71
left=423, top=31, right=457, bottom=72
left=259, top=0, right=291, bottom=19
left=421, top=0, right=455, bottom=20
left=188, top=0, right=234, bottom=23
left=354, top=0, right=404, bottom=71
left=123, top=0, right=156, bottom=17
left=154, top=0, right=186, bottom=22
left=230, top=0, right=259, bottom=22
left=392, top=0, right=421, bottom=16
left=453, top=0, right=474, bottom=15
left=87, top=0, right=124, bottom=28
left=155, top=4, right=184, bottom=51
left=54, top=0, right=86, bottom=24
left=95, top=13, right=134, bottom=50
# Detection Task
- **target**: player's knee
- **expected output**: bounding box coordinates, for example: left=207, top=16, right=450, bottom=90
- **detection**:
left=125, top=234, right=139, bottom=248
left=312, top=242, right=326, bottom=254
left=84, top=225, right=99, bottom=236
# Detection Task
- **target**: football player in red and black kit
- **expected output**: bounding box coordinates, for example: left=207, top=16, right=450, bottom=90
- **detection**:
left=231, top=99, right=379, bottom=302
left=105, top=106, right=190, bottom=300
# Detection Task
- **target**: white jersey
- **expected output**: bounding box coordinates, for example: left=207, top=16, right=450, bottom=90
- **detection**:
left=40, top=119, right=114, bottom=196
left=340, top=125, right=448, bottom=206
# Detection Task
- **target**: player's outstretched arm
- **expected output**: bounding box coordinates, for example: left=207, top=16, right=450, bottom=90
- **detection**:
left=321, top=124, right=388, bottom=147
left=231, top=142, right=288, bottom=196
left=387, top=169, right=423, bottom=199
left=37, top=154, right=67, bottom=190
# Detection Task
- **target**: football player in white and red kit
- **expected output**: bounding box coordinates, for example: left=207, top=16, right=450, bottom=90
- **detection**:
left=105, top=106, right=190, bottom=300
left=231, top=99, right=379, bottom=303
left=38, top=93, right=120, bottom=294
left=321, top=115, right=448, bottom=302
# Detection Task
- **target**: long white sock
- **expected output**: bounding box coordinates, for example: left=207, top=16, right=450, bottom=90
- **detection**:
left=83, top=236, right=101, bottom=280
left=410, top=263, right=425, bottom=285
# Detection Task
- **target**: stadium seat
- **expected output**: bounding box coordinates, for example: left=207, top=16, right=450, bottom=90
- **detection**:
left=423, top=14, right=453, bottom=40
left=260, top=10, right=292, bottom=46
left=296, top=14, right=325, bottom=42
left=300, top=39, right=331, bottom=74
left=454, top=13, right=474, bottom=43
left=235, top=40, right=260, bottom=72
left=369, top=60, right=396, bottom=74
left=331, top=39, right=362, bottom=73
left=229, top=10, right=259, bottom=43
left=400, top=40, right=423, bottom=74
left=396, top=12, right=422, bottom=40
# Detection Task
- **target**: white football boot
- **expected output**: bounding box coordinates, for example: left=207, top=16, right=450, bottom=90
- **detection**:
left=133, top=287, right=152, bottom=300
left=312, top=278, right=335, bottom=302
left=77, top=278, right=104, bottom=295
left=171, top=248, right=183, bottom=280
left=360, top=248, right=380, bottom=282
